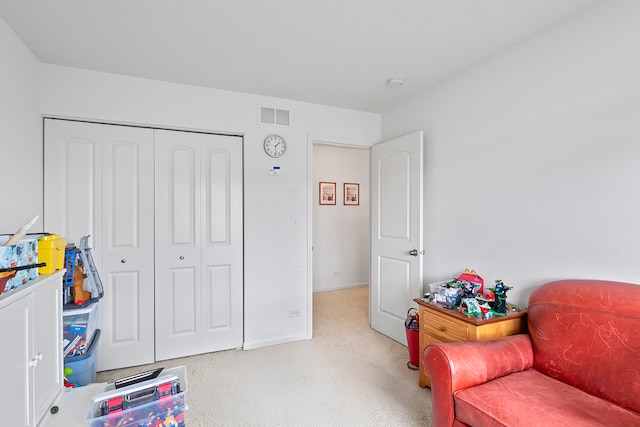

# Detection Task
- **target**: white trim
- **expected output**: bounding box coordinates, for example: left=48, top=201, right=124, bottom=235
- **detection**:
left=313, top=283, right=368, bottom=293
left=308, top=133, right=375, bottom=148
left=42, top=114, right=244, bottom=137
left=306, top=133, right=314, bottom=340
left=243, top=333, right=310, bottom=350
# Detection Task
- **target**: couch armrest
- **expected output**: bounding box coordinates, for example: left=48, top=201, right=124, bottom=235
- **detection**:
left=424, top=334, right=533, bottom=427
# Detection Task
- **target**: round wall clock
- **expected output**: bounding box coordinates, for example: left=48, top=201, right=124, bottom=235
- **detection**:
left=263, top=134, right=286, bottom=158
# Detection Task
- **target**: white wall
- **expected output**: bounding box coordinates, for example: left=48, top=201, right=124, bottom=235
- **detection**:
left=0, top=16, right=42, bottom=232
left=382, top=0, right=640, bottom=306
left=36, top=65, right=380, bottom=349
left=312, top=144, right=370, bottom=292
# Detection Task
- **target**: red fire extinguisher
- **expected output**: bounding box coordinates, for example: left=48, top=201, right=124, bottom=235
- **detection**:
left=405, top=308, right=419, bottom=370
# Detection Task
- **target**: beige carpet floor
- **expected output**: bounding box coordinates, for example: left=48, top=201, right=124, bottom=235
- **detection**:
left=97, top=286, right=432, bottom=426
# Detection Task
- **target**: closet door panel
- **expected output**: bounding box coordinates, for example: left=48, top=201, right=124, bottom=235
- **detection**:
left=100, top=126, right=155, bottom=369
left=170, top=147, right=197, bottom=245
left=170, top=267, right=198, bottom=335
left=201, top=138, right=243, bottom=352
left=155, top=131, right=202, bottom=361
left=207, top=150, right=230, bottom=243
left=44, top=120, right=99, bottom=248
left=155, top=130, right=243, bottom=360
left=44, top=119, right=155, bottom=371
left=108, top=272, right=141, bottom=340
left=204, top=264, right=231, bottom=328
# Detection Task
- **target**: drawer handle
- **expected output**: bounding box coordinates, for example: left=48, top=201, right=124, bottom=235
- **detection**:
left=438, top=326, right=446, bottom=332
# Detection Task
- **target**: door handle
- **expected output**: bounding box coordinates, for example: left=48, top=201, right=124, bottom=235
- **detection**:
left=409, top=249, right=424, bottom=256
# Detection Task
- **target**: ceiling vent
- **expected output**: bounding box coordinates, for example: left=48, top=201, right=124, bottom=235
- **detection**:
left=259, top=106, right=290, bottom=127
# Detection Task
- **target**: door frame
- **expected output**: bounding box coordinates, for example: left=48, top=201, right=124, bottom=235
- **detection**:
left=306, top=134, right=376, bottom=335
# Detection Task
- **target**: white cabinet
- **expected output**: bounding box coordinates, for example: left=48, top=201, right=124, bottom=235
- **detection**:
left=0, top=271, right=64, bottom=427
left=154, top=130, right=244, bottom=360
left=44, top=119, right=243, bottom=370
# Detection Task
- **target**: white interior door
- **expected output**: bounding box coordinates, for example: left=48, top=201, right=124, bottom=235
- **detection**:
left=154, top=130, right=243, bottom=361
left=370, top=131, right=424, bottom=344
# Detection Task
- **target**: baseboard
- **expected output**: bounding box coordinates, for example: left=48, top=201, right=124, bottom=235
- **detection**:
left=313, top=282, right=368, bottom=293
left=243, top=333, right=311, bottom=350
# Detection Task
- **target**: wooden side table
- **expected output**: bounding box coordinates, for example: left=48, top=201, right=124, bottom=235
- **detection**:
left=414, top=298, right=528, bottom=388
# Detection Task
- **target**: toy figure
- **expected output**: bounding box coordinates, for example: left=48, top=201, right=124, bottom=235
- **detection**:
left=73, top=262, right=92, bottom=304
left=453, top=280, right=477, bottom=307
left=490, top=280, right=512, bottom=316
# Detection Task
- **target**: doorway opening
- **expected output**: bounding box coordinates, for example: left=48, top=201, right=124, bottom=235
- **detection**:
left=311, top=142, right=371, bottom=330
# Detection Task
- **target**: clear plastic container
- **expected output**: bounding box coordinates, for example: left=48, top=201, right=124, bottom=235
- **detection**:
left=85, top=365, right=188, bottom=427
left=63, top=301, right=99, bottom=357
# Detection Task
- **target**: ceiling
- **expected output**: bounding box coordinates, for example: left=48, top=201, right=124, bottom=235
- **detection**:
left=0, top=0, right=600, bottom=113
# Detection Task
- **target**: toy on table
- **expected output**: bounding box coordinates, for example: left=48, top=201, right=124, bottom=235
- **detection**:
left=489, top=279, right=512, bottom=316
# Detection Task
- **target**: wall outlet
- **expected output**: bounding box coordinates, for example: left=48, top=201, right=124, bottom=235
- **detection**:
left=289, top=309, right=301, bottom=318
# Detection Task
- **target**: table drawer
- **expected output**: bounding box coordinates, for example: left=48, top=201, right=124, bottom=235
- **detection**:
left=422, top=309, right=469, bottom=342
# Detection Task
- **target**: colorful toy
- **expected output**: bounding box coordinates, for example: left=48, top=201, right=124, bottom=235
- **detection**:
left=64, top=367, right=76, bottom=388
left=490, top=279, right=512, bottom=316
left=73, top=262, right=92, bottom=305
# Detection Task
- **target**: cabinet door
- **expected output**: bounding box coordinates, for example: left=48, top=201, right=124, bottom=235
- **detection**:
left=32, top=277, right=62, bottom=423
left=44, top=119, right=156, bottom=371
left=154, top=130, right=243, bottom=360
left=0, top=295, right=33, bottom=427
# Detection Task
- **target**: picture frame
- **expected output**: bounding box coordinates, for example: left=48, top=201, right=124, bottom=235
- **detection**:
left=319, top=182, right=336, bottom=205
left=344, top=183, right=359, bottom=206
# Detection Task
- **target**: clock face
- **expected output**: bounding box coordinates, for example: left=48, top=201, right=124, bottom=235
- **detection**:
left=264, top=134, right=286, bottom=158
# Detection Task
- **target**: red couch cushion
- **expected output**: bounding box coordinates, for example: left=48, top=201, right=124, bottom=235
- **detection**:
left=528, top=280, right=640, bottom=414
left=454, top=369, right=640, bottom=427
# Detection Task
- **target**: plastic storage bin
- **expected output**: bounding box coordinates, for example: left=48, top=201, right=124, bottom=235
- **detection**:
left=65, top=329, right=101, bottom=386
left=37, top=234, right=67, bottom=274
left=63, top=301, right=100, bottom=357
left=429, top=281, right=461, bottom=307
left=85, top=365, right=188, bottom=427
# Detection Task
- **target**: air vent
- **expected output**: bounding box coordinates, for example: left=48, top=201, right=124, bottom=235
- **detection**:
left=259, top=106, right=290, bottom=127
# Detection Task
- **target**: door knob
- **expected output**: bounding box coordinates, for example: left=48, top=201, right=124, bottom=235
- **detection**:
left=179, top=256, right=185, bottom=260
left=409, top=249, right=424, bottom=256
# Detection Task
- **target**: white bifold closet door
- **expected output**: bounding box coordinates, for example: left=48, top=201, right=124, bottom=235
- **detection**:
left=45, top=119, right=244, bottom=369
left=154, top=130, right=243, bottom=361
left=44, top=119, right=156, bottom=370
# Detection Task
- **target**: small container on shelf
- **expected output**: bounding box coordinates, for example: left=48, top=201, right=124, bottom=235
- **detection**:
left=37, top=234, right=67, bottom=274
left=0, top=235, right=39, bottom=294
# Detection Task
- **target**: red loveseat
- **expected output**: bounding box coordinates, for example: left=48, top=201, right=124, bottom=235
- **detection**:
left=423, top=279, right=640, bottom=427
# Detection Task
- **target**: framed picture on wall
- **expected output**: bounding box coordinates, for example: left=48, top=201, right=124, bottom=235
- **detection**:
left=344, top=183, right=359, bottom=206
left=319, top=182, right=336, bottom=205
